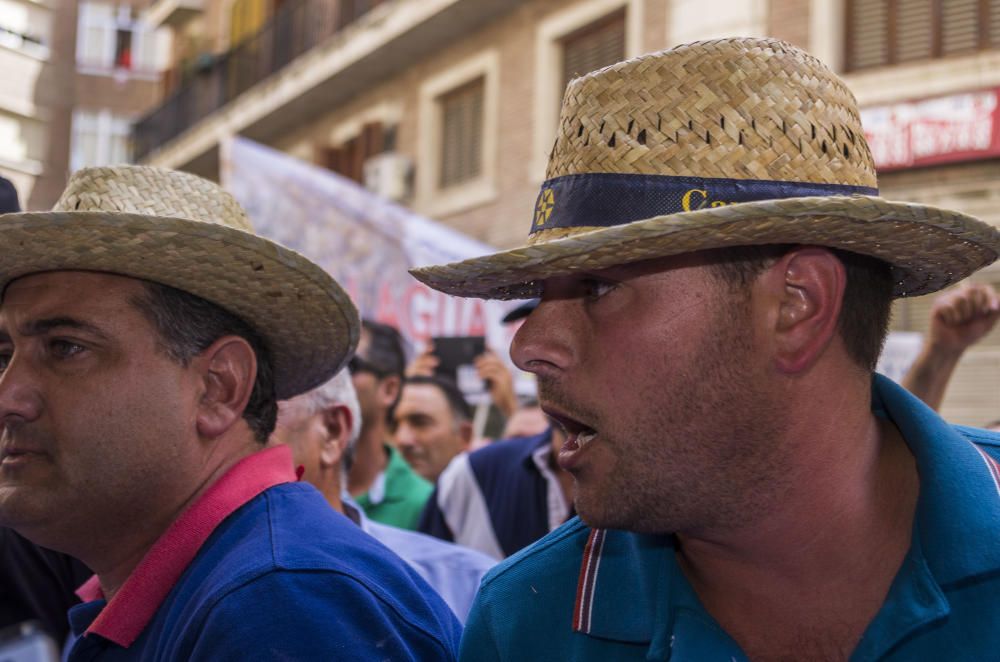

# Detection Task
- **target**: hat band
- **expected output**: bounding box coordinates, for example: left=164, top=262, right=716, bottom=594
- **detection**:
left=529, top=173, right=878, bottom=234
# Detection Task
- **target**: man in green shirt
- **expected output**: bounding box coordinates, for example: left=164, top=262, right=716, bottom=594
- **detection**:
left=348, top=320, right=431, bottom=529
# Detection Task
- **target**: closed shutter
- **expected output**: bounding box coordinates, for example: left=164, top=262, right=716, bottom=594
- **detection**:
left=561, top=10, right=626, bottom=93
left=942, top=0, right=981, bottom=55
left=896, top=0, right=934, bottom=63
left=320, top=122, right=385, bottom=183
left=439, top=77, right=485, bottom=188
left=847, top=0, right=1000, bottom=71
left=991, top=0, right=1000, bottom=47
left=847, top=0, right=890, bottom=69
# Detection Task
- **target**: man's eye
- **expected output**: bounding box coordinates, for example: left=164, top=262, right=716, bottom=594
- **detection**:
left=582, top=278, right=616, bottom=301
left=50, top=340, right=85, bottom=359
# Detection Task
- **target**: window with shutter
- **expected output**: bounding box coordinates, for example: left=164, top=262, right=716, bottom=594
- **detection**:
left=847, top=0, right=1000, bottom=71
left=941, top=0, right=980, bottom=55
left=320, top=122, right=386, bottom=183
left=560, top=10, right=625, bottom=93
left=438, top=77, right=485, bottom=189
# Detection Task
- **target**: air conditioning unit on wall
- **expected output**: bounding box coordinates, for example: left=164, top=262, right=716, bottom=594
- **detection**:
left=363, top=152, right=413, bottom=202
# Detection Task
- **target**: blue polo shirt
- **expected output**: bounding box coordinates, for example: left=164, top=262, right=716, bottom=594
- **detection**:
left=460, top=375, right=1000, bottom=660
left=65, top=447, right=461, bottom=660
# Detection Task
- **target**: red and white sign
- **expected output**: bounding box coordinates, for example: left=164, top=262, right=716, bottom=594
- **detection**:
left=861, top=88, right=1000, bottom=171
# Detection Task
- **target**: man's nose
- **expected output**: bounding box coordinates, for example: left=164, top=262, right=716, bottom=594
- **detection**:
left=510, top=297, right=574, bottom=378
left=0, top=355, right=43, bottom=427
left=394, top=423, right=416, bottom=448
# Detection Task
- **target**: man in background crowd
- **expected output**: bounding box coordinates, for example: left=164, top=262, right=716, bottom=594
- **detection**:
left=271, top=368, right=495, bottom=622
left=393, top=375, right=473, bottom=482
left=417, top=297, right=575, bottom=560
left=348, top=320, right=432, bottom=530
left=419, top=415, right=571, bottom=560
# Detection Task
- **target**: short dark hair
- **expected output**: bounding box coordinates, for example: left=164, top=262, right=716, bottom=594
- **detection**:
left=131, top=281, right=277, bottom=443
left=359, top=319, right=406, bottom=379
left=708, top=244, right=894, bottom=371
left=400, top=375, right=473, bottom=424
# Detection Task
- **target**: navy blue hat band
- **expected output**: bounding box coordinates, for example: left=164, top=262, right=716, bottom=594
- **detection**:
left=530, top=173, right=879, bottom=234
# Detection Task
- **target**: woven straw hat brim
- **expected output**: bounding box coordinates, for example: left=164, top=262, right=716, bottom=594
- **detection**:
left=410, top=195, right=1000, bottom=300
left=0, top=210, right=358, bottom=400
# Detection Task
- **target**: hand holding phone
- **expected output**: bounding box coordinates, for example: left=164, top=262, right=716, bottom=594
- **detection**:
left=431, top=336, right=486, bottom=395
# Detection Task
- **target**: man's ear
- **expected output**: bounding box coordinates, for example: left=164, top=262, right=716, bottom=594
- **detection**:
left=458, top=420, right=473, bottom=449
left=194, top=336, right=257, bottom=440
left=761, top=247, right=846, bottom=375
left=378, top=374, right=401, bottom=409
left=319, top=404, right=353, bottom=468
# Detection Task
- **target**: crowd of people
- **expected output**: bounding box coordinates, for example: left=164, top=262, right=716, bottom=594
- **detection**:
left=2, top=36, right=1000, bottom=661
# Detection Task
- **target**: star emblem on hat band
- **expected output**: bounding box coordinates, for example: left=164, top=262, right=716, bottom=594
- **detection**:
left=534, top=188, right=555, bottom=228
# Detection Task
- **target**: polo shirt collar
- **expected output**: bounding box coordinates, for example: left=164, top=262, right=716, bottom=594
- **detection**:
left=366, top=444, right=410, bottom=506
left=72, top=445, right=296, bottom=648
left=572, top=374, right=1000, bottom=654
left=571, top=528, right=670, bottom=642
left=873, top=373, right=1000, bottom=585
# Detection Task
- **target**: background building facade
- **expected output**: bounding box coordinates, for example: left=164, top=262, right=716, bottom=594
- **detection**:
left=0, top=0, right=163, bottom=209
left=126, top=0, right=1000, bottom=425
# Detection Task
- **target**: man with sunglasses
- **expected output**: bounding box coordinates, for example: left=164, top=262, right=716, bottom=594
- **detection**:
left=347, top=320, right=432, bottom=530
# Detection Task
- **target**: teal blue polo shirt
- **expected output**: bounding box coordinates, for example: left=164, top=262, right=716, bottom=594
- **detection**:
left=460, top=375, right=1000, bottom=661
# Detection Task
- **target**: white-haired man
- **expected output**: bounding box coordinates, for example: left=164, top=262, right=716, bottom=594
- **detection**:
left=271, top=368, right=495, bottom=622
left=413, top=38, right=1000, bottom=660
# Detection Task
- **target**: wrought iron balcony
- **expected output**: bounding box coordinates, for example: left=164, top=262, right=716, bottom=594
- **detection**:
left=134, top=0, right=385, bottom=160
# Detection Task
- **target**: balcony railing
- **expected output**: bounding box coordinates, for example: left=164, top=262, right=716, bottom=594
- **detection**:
left=134, top=0, right=385, bottom=160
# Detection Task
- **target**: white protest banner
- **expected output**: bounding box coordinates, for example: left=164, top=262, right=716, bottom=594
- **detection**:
left=221, top=137, right=523, bottom=374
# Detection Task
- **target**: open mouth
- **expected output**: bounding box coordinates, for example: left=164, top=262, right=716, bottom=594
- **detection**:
left=542, top=406, right=598, bottom=454
left=0, top=443, right=44, bottom=466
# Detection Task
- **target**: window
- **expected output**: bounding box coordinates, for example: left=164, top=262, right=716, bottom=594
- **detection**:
left=561, top=10, right=625, bottom=93
left=0, top=0, right=50, bottom=58
left=438, top=78, right=485, bottom=189
left=71, top=110, right=132, bottom=171
left=532, top=0, right=640, bottom=180
left=76, top=2, right=157, bottom=73
left=416, top=49, right=499, bottom=214
left=846, top=0, right=1000, bottom=71
left=321, top=122, right=389, bottom=183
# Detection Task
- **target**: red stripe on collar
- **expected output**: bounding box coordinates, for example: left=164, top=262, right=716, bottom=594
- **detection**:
left=573, top=528, right=607, bottom=633
left=973, top=444, right=1000, bottom=498
left=81, top=445, right=296, bottom=647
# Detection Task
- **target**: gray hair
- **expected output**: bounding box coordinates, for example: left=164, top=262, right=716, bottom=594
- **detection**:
left=288, top=368, right=362, bottom=465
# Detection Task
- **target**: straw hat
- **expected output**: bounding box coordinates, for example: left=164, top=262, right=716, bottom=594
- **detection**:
left=411, top=37, right=1000, bottom=299
left=0, top=165, right=359, bottom=400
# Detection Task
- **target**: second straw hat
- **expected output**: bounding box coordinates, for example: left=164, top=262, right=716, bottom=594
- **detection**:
left=0, top=165, right=359, bottom=399
left=412, top=37, right=1000, bottom=300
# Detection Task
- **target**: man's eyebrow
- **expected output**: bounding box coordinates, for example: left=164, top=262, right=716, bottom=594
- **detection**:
left=19, top=316, right=111, bottom=340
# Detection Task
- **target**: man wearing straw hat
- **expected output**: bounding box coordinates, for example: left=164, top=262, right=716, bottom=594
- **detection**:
left=412, top=38, right=1000, bottom=660
left=0, top=166, right=461, bottom=659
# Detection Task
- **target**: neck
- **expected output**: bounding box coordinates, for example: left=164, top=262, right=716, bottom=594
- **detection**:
left=317, top=470, right=345, bottom=515
left=347, top=421, right=389, bottom=496
left=675, top=380, right=919, bottom=653
left=90, top=434, right=262, bottom=601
